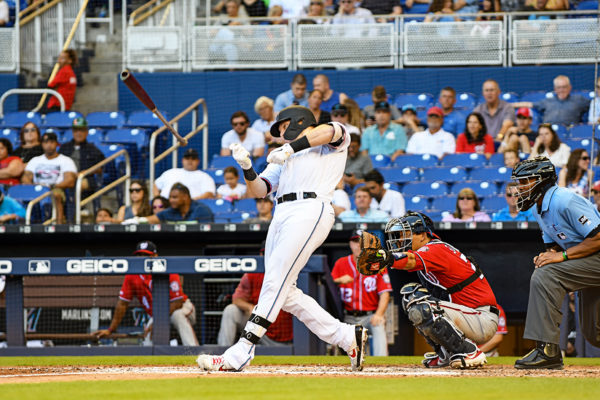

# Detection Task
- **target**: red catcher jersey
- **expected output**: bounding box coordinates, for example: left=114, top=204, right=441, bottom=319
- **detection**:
left=119, top=274, right=188, bottom=316
left=331, top=255, right=392, bottom=312
left=399, top=240, right=497, bottom=309
left=496, top=305, right=508, bottom=335
left=48, top=65, right=77, bottom=110
left=232, top=273, right=293, bottom=342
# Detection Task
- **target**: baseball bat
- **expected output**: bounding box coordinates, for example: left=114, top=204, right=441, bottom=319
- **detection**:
left=120, top=69, right=188, bottom=146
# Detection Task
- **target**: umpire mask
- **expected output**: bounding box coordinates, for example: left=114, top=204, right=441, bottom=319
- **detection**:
left=511, top=156, right=557, bottom=211
left=270, top=106, right=317, bottom=141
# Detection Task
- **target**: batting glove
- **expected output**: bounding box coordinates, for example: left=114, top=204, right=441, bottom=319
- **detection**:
left=230, top=143, right=252, bottom=170
left=267, top=143, right=294, bottom=165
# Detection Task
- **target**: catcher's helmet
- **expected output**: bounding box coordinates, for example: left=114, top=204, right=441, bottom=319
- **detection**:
left=385, top=211, right=437, bottom=252
left=511, top=156, right=557, bottom=211
left=270, top=106, right=317, bottom=141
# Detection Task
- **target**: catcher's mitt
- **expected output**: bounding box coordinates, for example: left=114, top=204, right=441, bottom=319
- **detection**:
left=357, top=231, right=394, bottom=275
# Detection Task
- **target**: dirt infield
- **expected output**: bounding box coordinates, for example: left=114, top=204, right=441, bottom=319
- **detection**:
left=0, top=364, right=599, bottom=383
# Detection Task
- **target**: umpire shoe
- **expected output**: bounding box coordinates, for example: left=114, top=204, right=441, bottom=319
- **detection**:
left=196, top=355, right=236, bottom=372
left=514, top=342, right=563, bottom=370
left=450, top=348, right=487, bottom=369
left=348, top=325, right=368, bottom=371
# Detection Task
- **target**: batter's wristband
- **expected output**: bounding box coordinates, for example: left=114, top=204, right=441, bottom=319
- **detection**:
left=290, top=136, right=311, bottom=153
left=562, top=251, right=568, bottom=261
left=243, top=167, right=258, bottom=181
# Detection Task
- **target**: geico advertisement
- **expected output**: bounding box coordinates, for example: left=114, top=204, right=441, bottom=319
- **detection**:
left=66, top=259, right=129, bottom=273
left=194, top=258, right=258, bottom=272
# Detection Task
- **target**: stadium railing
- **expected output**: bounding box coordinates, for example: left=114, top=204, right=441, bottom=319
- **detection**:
left=0, top=89, right=65, bottom=118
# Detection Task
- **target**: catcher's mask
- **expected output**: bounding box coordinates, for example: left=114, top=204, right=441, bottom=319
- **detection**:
left=270, top=106, right=317, bottom=141
left=385, top=211, right=438, bottom=252
left=511, top=156, right=556, bottom=211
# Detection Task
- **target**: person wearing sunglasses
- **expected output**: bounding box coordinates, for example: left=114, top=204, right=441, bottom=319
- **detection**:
left=442, top=187, right=491, bottom=222
left=221, top=110, right=265, bottom=158
left=13, top=122, right=43, bottom=163
left=151, top=196, right=169, bottom=215
left=115, top=179, right=152, bottom=223
left=558, top=149, right=592, bottom=198
left=491, top=182, right=535, bottom=222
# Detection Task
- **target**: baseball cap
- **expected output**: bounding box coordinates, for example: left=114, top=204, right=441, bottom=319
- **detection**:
left=375, top=101, right=391, bottom=112
left=331, top=103, right=348, bottom=115
left=350, top=229, right=363, bottom=241
left=72, top=117, right=88, bottom=129
left=182, top=148, right=199, bottom=159
left=401, top=104, right=416, bottom=113
left=41, top=132, right=58, bottom=142
left=427, top=106, right=444, bottom=117
left=516, top=107, right=532, bottom=118
left=133, top=240, right=158, bottom=256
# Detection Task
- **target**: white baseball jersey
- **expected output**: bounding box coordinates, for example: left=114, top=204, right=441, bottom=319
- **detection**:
left=259, top=122, right=350, bottom=202
left=370, top=189, right=406, bottom=218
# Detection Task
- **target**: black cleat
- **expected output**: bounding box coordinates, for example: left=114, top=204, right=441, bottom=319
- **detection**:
left=515, top=342, right=563, bottom=370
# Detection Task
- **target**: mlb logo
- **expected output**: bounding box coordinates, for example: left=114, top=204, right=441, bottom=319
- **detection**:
left=144, top=259, right=167, bottom=273
left=29, top=260, right=51, bottom=274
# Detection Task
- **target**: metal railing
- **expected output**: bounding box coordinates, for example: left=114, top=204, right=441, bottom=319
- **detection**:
left=25, top=188, right=57, bottom=225
left=148, top=98, right=208, bottom=193
left=75, top=148, right=132, bottom=224
left=0, top=89, right=65, bottom=118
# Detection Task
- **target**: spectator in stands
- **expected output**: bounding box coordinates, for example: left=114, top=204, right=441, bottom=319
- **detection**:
left=267, top=5, right=286, bottom=24
left=59, top=117, right=105, bottom=192
left=473, top=79, right=515, bottom=141
left=22, top=132, right=77, bottom=224
left=218, top=272, right=293, bottom=346
left=479, top=304, right=507, bottom=357
left=344, top=133, right=373, bottom=189
left=333, top=179, right=351, bottom=216
left=312, top=74, right=349, bottom=113
left=592, top=181, right=600, bottom=211
left=0, top=187, right=25, bottom=225
left=454, top=0, right=479, bottom=16
left=331, top=104, right=360, bottom=135
left=244, top=197, right=274, bottom=224
left=241, top=0, right=268, bottom=16
left=398, top=104, right=424, bottom=138
left=331, top=229, right=392, bottom=356
left=476, top=0, right=502, bottom=21
left=360, top=0, right=403, bottom=21
left=363, top=86, right=402, bottom=126
left=342, top=98, right=366, bottom=132
left=529, top=123, right=571, bottom=168
left=269, top=0, right=310, bottom=17
left=332, top=0, right=376, bottom=24
left=301, top=0, right=328, bottom=23
left=406, top=106, right=456, bottom=159
left=523, top=0, right=569, bottom=11
left=13, top=122, right=43, bottom=163
left=588, top=77, right=600, bottom=125
left=338, top=187, right=390, bottom=222
left=115, top=179, right=152, bottom=224
left=0, top=138, right=24, bottom=186
left=438, top=87, right=465, bottom=136
left=442, top=187, right=491, bottom=222
left=217, top=166, right=247, bottom=201
left=503, top=149, right=520, bottom=169
left=455, top=112, right=495, bottom=158
left=361, top=101, right=407, bottom=161
left=215, top=0, right=249, bottom=24
left=499, top=107, right=534, bottom=154
left=94, top=241, right=199, bottom=346
left=95, top=207, right=114, bottom=224
left=0, top=0, right=9, bottom=26
left=221, top=111, right=265, bottom=157
left=404, top=0, right=434, bottom=11
left=513, top=76, right=590, bottom=126
left=425, top=0, right=462, bottom=22
left=274, top=74, right=309, bottom=112
left=252, top=96, right=276, bottom=143
left=46, top=49, right=77, bottom=112
left=500, top=0, right=520, bottom=11
left=154, top=148, right=216, bottom=200
left=558, top=149, right=592, bottom=197
left=151, top=196, right=169, bottom=215
left=364, top=169, right=406, bottom=218
left=492, top=182, right=535, bottom=222
left=307, top=89, right=331, bottom=125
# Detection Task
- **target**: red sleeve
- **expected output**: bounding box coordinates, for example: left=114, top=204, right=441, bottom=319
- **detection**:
left=331, top=257, right=347, bottom=280
left=232, top=273, right=252, bottom=301
left=496, top=305, right=508, bottom=334
left=48, top=67, right=68, bottom=88
left=484, top=135, right=496, bottom=154
left=119, top=275, right=134, bottom=302
left=168, top=274, right=185, bottom=301
left=455, top=134, right=467, bottom=153
left=377, top=271, right=393, bottom=293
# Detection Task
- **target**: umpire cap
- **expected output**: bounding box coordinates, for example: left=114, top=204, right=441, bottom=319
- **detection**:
left=134, top=240, right=158, bottom=256
left=270, top=106, right=317, bottom=141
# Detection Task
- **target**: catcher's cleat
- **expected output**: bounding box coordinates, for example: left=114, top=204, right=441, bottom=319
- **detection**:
left=449, top=349, right=487, bottom=369
left=348, top=325, right=368, bottom=371
left=196, top=354, right=236, bottom=372
left=422, top=351, right=450, bottom=368
left=514, top=342, right=563, bottom=370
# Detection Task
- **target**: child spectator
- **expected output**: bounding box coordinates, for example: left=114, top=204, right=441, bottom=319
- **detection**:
left=151, top=196, right=169, bottom=215
left=217, top=166, right=247, bottom=201
left=95, top=208, right=114, bottom=224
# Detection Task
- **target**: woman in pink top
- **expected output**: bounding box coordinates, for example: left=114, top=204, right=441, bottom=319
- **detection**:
left=442, top=187, right=491, bottom=222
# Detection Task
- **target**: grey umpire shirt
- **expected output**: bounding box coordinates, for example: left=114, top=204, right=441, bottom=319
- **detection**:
left=534, top=94, right=590, bottom=126
left=473, top=100, right=515, bottom=139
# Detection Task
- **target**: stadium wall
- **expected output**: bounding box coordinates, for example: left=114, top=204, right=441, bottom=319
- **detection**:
left=0, top=74, right=20, bottom=114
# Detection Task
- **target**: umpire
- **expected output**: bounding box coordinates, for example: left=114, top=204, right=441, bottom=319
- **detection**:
left=512, top=156, right=600, bottom=369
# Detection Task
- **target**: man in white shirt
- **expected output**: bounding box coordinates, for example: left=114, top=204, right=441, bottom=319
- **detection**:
left=406, top=107, right=456, bottom=160
left=221, top=111, right=265, bottom=157
left=364, top=169, right=405, bottom=218
left=269, top=0, right=310, bottom=17
left=153, top=148, right=216, bottom=200
left=0, top=0, right=9, bottom=26
left=22, top=132, right=77, bottom=224
left=332, top=0, right=376, bottom=24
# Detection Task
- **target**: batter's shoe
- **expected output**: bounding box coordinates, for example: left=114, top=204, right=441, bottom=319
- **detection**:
left=514, top=342, right=563, bottom=370
left=449, top=349, right=487, bottom=369
left=422, top=349, right=450, bottom=368
left=196, top=355, right=236, bottom=372
left=348, top=325, right=368, bottom=371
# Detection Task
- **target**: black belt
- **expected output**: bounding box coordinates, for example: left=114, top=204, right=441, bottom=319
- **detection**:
left=488, top=306, right=499, bottom=316
left=345, top=310, right=372, bottom=317
left=276, top=192, right=317, bottom=204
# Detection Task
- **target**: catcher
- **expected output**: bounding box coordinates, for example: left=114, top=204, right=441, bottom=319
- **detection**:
left=357, top=211, right=499, bottom=369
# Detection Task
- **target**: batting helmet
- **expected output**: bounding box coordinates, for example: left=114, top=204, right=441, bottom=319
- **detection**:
left=270, top=106, right=317, bottom=141
left=511, top=156, right=557, bottom=211
left=385, top=211, right=438, bottom=252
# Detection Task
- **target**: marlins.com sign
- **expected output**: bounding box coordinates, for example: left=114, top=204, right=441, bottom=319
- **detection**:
left=194, top=258, right=257, bottom=272
left=66, top=259, right=128, bottom=273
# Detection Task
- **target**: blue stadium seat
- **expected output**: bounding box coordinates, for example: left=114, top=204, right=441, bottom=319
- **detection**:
left=223, top=211, right=257, bottom=223
left=487, top=153, right=505, bottom=167
left=379, top=167, right=420, bottom=183
left=430, top=197, right=457, bottom=213
left=370, top=154, right=391, bottom=168
left=402, top=181, right=448, bottom=198
left=520, top=91, right=554, bottom=103
left=353, top=93, right=373, bottom=110
left=421, top=167, right=467, bottom=183
left=2, top=111, right=42, bottom=128
left=6, top=184, right=52, bottom=222
left=43, top=111, right=83, bottom=129
left=210, top=155, right=237, bottom=169
left=481, top=196, right=506, bottom=212
left=572, top=89, right=595, bottom=100
left=469, top=166, right=512, bottom=182
left=569, top=124, right=596, bottom=139
left=441, top=153, right=487, bottom=169
left=87, top=111, right=126, bottom=129
left=404, top=3, right=430, bottom=14
left=198, top=198, right=233, bottom=214
left=393, top=153, right=439, bottom=168
left=564, top=138, right=595, bottom=155
left=551, top=124, right=568, bottom=140
left=61, top=128, right=104, bottom=145
left=253, top=156, right=267, bottom=172
left=233, top=198, right=258, bottom=213
left=451, top=181, right=497, bottom=197
left=126, top=111, right=166, bottom=128
left=454, top=92, right=477, bottom=109
left=575, top=0, right=599, bottom=10
left=206, top=169, right=225, bottom=185
left=405, top=195, right=430, bottom=213
left=501, top=92, right=520, bottom=103
left=394, top=93, right=434, bottom=110
left=96, top=144, right=128, bottom=183
left=383, top=182, right=401, bottom=192
left=1, top=128, right=19, bottom=145
left=105, top=128, right=147, bottom=149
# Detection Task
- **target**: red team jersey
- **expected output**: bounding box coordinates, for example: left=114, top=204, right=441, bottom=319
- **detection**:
left=119, top=274, right=188, bottom=316
left=455, top=133, right=495, bottom=155
left=233, top=273, right=293, bottom=342
left=331, top=255, right=393, bottom=312
left=48, top=65, right=77, bottom=110
left=395, top=240, right=497, bottom=309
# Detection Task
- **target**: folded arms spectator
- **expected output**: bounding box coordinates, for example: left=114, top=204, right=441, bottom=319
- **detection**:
left=154, top=148, right=216, bottom=200
left=221, top=111, right=265, bottom=157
